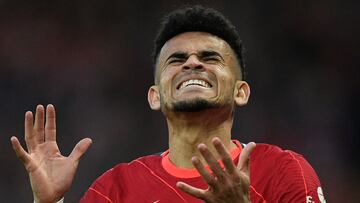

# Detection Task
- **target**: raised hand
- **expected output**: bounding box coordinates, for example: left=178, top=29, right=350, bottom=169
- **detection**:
left=11, top=104, right=92, bottom=203
left=176, top=138, right=256, bottom=203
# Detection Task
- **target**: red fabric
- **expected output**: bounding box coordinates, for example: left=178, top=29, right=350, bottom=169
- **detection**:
left=80, top=143, right=325, bottom=203
left=161, top=140, right=242, bottom=178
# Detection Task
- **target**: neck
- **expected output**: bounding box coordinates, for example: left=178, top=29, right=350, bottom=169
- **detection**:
left=166, top=108, right=237, bottom=168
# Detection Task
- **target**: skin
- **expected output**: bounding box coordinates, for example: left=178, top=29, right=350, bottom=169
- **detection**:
left=11, top=105, right=92, bottom=203
left=12, top=32, right=255, bottom=203
left=148, top=32, right=255, bottom=202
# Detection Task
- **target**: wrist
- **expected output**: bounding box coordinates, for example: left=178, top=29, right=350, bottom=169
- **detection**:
left=34, top=197, right=64, bottom=203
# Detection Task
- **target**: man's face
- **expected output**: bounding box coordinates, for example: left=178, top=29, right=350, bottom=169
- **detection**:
left=154, top=32, right=242, bottom=112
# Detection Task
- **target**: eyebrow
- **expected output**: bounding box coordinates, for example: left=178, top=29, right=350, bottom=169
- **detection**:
left=165, top=50, right=224, bottom=63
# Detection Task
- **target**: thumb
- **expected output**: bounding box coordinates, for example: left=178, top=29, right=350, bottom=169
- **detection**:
left=11, top=136, right=31, bottom=165
left=237, top=142, right=256, bottom=173
left=69, top=138, right=92, bottom=162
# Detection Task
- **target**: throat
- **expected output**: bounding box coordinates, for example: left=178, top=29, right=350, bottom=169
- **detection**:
left=167, top=121, right=235, bottom=168
left=166, top=107, right=235, bottom=168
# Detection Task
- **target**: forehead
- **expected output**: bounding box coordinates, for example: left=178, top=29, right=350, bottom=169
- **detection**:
left=158, top=32, right=233, bottom=61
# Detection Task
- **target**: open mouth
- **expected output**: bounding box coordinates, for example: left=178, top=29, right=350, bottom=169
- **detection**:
left=177, top=79, right=212, bottom=90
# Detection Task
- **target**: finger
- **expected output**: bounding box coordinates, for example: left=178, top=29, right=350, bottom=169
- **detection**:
left=191, top=156, right=218, bottom=189
left=237, top=142, right=256, bottom=173
left=212, top=137, right=237, bottom=174
left=69, top=138, right=92, bottom=162
left=11, top=136, right=31, bottom=165
left=176, top=182, right=207, bottom=200
left=198, top=143, right=226, bottom=183
left=24, top=111, right=36, bottom=152
left=33, top=105, right=45, bottom=143
left=45, top=104, right=56, bottom=142
left=239, top=171, right=250, bottom=190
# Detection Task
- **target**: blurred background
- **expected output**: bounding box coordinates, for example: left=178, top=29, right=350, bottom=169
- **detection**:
left=0, top=0, right=358, bottom=202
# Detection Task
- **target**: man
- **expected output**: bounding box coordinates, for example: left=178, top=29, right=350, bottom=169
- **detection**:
left=11, top=5, right=326, bottom=203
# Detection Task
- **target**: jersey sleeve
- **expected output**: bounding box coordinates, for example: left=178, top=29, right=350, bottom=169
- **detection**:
left=273, top=150, right=326, bottom=203
left=80, top=165, right=125, bottom=203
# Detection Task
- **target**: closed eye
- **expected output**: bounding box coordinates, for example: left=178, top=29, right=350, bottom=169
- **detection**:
left=166, top=52, right=188, bottom=65
left=169, top=58, right=185, bottom=64
left=200, top=51, right=224, bottom=63
left=203, top=56, right=220, bottom=61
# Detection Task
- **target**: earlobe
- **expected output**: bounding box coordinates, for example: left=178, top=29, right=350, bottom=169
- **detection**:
left=234, top=81, right=250, bottom=107
left=148, top=86, right=161, bottom=110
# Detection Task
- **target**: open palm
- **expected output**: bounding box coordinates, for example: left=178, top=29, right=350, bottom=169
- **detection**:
left=11, top=105, right=92, bottom=203
left=177, top=138, right=256, bottom=203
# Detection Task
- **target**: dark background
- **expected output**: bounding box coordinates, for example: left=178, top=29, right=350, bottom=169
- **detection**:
left=0, top=0, right=358, bottom=202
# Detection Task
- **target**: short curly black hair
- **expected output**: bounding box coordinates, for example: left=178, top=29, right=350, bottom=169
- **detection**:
left=153, top=5, right=246, bottom=80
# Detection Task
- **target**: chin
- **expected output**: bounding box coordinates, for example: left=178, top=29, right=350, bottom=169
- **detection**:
left=171, top=98, right=219, bottom=112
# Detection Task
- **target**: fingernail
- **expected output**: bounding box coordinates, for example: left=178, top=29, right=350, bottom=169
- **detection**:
left=191, top=156, right=199, bottom=163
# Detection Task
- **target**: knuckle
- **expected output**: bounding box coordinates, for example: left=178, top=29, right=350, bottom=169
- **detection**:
left=216, top=172, right=226, bottom=180
left=35, top=128, right=44, bottom=133
left=208, top=179, right=217, bottom=187
left=231, top=172, right=242, bottom=183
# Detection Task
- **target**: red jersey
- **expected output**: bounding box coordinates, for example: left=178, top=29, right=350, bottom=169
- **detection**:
left=80, top=142, right=326, bottom=203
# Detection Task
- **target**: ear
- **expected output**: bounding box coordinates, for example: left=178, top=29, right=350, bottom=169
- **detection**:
left=233, top=81, right=250, bottom=107
left=148, top=85, right=161, bottom=110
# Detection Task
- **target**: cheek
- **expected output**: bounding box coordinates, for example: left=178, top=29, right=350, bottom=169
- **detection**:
left=217, top=70, right=235, bottom=89
left=160, top=66, right=179, bottom=83
left=159, top=69, right=177, bottom=98
left=214, top=64, right=233, bottom=81
left=217, top=72, right=236, bottom=100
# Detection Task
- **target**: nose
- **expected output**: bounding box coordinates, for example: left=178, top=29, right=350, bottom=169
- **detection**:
left=182, top=54, right=204, bottom=71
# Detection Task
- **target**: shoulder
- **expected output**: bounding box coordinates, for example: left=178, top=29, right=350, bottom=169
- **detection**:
left=251, top=143, right=315, bottom=173
left=251, top=143, right=297, bottom=161
left=250, top=143, right=325, bottom=203
left=251, top=143, right=318, bottom=179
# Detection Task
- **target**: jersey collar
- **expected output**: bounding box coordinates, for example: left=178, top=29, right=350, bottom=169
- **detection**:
left=161, top=140, right=242, bottom=178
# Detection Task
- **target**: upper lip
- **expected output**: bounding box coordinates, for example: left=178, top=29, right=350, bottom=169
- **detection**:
left=176, top=75, right=213, bottom=90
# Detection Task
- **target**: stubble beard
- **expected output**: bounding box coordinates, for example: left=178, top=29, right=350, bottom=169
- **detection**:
left=171, top=98, right=220, bottom=112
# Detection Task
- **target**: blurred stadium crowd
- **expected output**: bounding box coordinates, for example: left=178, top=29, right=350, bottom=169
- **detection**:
left=0, top=1, right=358, bottom=202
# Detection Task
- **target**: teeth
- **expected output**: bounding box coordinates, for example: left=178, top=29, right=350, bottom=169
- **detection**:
left=179, top=79, right=211, bottom=89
